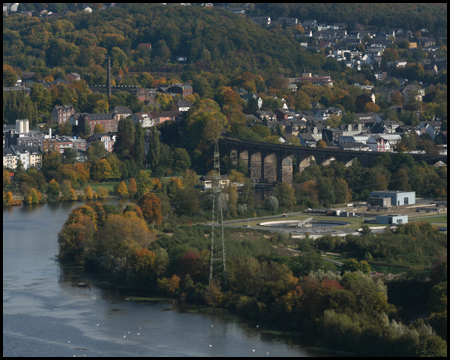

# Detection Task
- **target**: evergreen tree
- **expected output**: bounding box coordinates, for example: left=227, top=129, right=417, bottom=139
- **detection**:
left=134, top=122, right=145, bottom=169
left=146, top=126, right=160, bottom=170
left=114, top=117, right=135, bottom=160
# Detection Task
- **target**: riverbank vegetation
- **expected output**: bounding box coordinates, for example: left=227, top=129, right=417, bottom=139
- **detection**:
left=58, top=199, right=447, bottom=357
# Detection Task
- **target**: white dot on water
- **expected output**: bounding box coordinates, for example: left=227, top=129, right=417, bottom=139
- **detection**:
left=211, top=324, right=213, bottom=327
left=253, top=349, right=256, bottom=352
left=137, top=333, right=140, bottom=335
left=96, top=324, right=99, bottom=326
left=123, top=335, right=126, bottom=338
left=209, top=344, right=212, bottom=347
left=68, top=341, right=71, bottom=343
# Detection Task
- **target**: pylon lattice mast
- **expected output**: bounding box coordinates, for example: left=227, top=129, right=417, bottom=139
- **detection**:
left=209, top=139, right=227, bottom=287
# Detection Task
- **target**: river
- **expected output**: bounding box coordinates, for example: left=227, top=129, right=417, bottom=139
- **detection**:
left=3, top=201, right=341, bottom=357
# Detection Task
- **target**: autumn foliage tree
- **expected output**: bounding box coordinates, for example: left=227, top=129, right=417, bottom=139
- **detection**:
left=84, top=185, right=94, bottom=200
left=128, top=177, right=138, bottom=197
left=137, top=192, right=163, bottom=224
left=116, top=180, right=129, bottom=197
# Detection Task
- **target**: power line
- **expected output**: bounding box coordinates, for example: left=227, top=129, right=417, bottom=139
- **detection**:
left=209, top=139, right=227, bottom=287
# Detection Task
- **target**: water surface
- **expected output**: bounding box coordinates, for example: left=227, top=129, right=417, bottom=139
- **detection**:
left=3, top=202, right=339, bottom=357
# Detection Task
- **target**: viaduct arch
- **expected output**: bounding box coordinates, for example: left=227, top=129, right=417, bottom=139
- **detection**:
left=222, top=137, right=447, bottom=183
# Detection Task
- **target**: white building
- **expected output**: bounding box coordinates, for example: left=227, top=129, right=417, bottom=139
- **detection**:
left=131, top=113, right=155, bottom=128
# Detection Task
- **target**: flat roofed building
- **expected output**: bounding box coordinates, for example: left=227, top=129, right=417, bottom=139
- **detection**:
left=369, top=191, right=415, bottom=206
left=199, top=175, right=230, bottom=191
left=376, top=214, right=408, bottom=225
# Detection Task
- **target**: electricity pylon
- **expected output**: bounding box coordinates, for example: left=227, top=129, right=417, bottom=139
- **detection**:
left=209, top=139, right=227, bottom=287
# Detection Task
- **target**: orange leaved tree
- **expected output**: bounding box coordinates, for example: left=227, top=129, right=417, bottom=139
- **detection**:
left=137, top=192, right=163, bottom=224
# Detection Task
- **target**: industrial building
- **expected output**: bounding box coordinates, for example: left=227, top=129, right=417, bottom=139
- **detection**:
left=376, top=214, right=408, bottom=225
left=369, top=191, right=415, bottom=206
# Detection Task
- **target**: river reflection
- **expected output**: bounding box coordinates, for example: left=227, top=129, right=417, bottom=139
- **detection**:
left=4, top=202, right=344, bottom=357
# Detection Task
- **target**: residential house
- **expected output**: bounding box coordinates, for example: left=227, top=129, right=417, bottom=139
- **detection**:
left=374, top=72, right=388, bottom=81
left=416, top=37, right=436, bottom=47
left=68, top=112, right=87, bottom=128
left=242, top=93, right=263, bottom=109
left=256, top=110, right=276, bottom=122
left=66, top=72, right=81, bottom=81
left=150, top=111, right=181, bottom=125
left=274, top=108, right=293, bottom=121
left=228, top=7, right=245, bottom=15
left=302, top=20, right=318, bottom=28
left=252, top=16, right=271, bottom=26
left=43, top=136, right=74, bottom=154
left=288, top=73, right=333, bottom=87
left=418, top=121, right=442, bottom=140
left=72, top=137, right=87, bottom=152
left=277, top=17, right=298, bottom=26
left=435, top=131, right=447, bottom=145
left=396, top=125, right=421, bottom=136
left=373, top=134, right=402, bottom=149
left=3, top=147, right=18, bottom=169
left=137, top=43, right=152, bottom=52
left=3, top=145, right=42, bottom=170
left=401, top=84, right=425, bottom=102
left=314, top=107, right=343, bottom=120
left=131, top=113, right=155, bottom=128
left=297, top=133, right=317, bottom=147
left=176, top=99, right=192, bottom=112
left=322, top=128, right=343, bottom=144
left=375, top=85, right=424, bottom=103
left=52, top=105, right=75, bottom=124
left=370, top=120, right=404, bottom=134
left=165, top=83, right=193, bottom=98
left=87, top=133, right=115, bottom=152
left=112, top=106, right=132, bottom=120
left=337, top=142, right=371, bottom=151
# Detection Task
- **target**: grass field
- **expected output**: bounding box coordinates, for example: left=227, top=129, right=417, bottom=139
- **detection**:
left=368, top=264, right=409, bottom=275
left=85, top=182, right=121, bottom=193
left=410, top=214, right=447, bottom=228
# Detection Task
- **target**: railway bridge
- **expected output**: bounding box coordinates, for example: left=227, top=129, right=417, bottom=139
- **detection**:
left=221, top=137, right=447, bottom=183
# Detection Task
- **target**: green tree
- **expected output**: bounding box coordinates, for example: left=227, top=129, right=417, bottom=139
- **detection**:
left=265, top=196, right=279, bottom=213
left=275, top=182, right=296, bottom=210
left=91, top=159, right=112, bottom=181
left=154, top=40, right=171, bottom=61
left=172, top=148, right=191, bottom=173
left=147, top=126, right=160, bottom=169
left=3, top=64, right=17, bottom=87
left=341, top=258, right=371, bottom=275
left=114, top=117, right=135, bottom=159
left=134, top=122, right=145, bottom=168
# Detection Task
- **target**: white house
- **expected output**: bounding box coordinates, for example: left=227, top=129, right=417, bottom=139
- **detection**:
left=131, top=113, right=155, bottom=128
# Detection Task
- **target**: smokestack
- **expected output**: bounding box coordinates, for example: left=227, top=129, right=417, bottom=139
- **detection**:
left=106, top=55, right=111, bottom=97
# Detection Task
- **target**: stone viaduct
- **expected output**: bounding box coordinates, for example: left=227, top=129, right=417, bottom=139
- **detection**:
left=221, top=137, right=447, bottom=183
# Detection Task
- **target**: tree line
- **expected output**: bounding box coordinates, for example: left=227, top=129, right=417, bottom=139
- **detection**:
left=57, top=199, right=447, bottom=357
